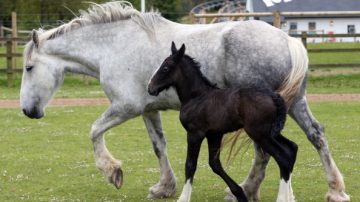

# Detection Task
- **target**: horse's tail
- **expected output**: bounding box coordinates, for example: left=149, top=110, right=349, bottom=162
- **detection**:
left=277, top=36, right=308, bottom=107
left=271, top=93, right=287, bottom=138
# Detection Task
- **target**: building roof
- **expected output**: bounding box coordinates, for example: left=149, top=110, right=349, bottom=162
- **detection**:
left=252, top=0, right=360, bottom=22
left=253, top=0, right=360, bottom=12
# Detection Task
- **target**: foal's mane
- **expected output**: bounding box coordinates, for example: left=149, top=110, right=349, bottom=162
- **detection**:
left=182, top=55, right=218, bottom=88
left=38, top=1, right=162, bottom=42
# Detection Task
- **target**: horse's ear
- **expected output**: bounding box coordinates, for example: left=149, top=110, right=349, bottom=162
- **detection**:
left=32, top=29, right=39, bottom=48
left=171, top=41, right=177, bottom=55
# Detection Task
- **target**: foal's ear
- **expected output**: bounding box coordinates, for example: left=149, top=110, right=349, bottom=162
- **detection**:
left=173, top=43, right=186, bottom=62
left=177, top=44, right=186, bottom=58
left=171, top=41, right=177, bottom=55
left=32, top=29, right=39, bottom=48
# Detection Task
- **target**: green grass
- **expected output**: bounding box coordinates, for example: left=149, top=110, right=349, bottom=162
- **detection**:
left=308, top=42, right=360, bottom=65
left=307, top=73, right=360, bottom=94
left=0, top=103, right=359, bottom=201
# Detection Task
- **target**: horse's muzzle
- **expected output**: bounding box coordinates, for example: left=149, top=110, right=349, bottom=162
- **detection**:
left=22, top=107, right=44, bottom=119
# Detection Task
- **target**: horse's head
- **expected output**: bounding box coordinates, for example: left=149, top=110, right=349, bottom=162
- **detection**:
left=20, top=30, right=65, bottom=119
left=148, top=42, right=185, bottom=96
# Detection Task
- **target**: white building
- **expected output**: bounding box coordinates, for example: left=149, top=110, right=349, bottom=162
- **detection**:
left=252, top=0, right=360, bottom=42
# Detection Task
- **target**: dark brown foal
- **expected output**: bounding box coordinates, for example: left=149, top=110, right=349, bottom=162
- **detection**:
left=147, top=42, right=298, bottom=202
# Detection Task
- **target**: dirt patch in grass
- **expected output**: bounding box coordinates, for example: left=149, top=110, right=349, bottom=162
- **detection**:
left=1, top=94, right=360, bottom=109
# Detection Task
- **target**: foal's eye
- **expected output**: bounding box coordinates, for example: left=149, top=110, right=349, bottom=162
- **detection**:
left=162, top=66, right=169, bottom=72
left=26, top=66, right=34, bottom=72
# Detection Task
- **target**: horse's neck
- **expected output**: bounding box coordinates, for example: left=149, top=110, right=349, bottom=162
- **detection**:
left=175, top=65, right=213, bottom=104
left=42, top=21, right=140, bottom=78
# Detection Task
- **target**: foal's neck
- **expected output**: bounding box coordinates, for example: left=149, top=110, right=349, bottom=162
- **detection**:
left=175, top=60, right=215, bottom=104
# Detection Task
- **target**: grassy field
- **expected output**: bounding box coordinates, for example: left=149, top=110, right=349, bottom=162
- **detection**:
left=0, top=102, right=359, bottom=201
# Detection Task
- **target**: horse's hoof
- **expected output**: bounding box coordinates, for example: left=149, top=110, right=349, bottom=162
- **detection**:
left=147, top=181, right=176, bottom=199
left=325, top=190, right=350, bottom=202
left=109, top=167, right=123, bottom=189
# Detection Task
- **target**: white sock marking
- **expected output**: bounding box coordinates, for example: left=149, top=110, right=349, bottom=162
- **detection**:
left=276, top=175, right=295, bottom=202
left=177, top=179, right=192, bottom=202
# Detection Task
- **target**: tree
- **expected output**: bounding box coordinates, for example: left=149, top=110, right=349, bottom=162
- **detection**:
left=0, top=0, right=205, bottom=31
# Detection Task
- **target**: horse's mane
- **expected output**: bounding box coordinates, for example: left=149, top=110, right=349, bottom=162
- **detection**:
left=38, top=1, right=162, bottom=42
left=183, top=55, right=218, bottom=89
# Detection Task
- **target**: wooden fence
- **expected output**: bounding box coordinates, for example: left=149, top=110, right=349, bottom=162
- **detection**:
left=1, top=11, right=360, bottom=87
left=293, top=32, right=360, bottom=68
left=0, top=37, right=27, bottom=87
left=192, top=11, right=360, bottom=69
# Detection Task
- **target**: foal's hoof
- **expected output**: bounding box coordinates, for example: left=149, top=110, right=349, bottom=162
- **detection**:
left=109, top=167, right=123, bottom=189
left=325, top=190, right=350, bottom=202
left=224, top=185, right=260, bottom=202
left=224, top=187, right=237, bottom=202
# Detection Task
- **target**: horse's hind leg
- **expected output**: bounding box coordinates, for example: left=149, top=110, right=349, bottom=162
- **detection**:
left=91, top=105, right=137, bottom=189
left=289, top=97, right=350, bottom=202
left=142, top=111, right=176, bottom=198
left=207, top=135, right=248, bottom=202
left=224, top=144, right=270, bottom=201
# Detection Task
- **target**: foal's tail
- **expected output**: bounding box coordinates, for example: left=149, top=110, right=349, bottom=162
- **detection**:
left=271, top=93, right=287, bottom=137
left=277, top=36, right=308, bottom=107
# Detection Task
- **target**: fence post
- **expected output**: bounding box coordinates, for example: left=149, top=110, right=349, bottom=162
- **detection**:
left=11, top=12, right=17, bottom=81
left=6, top=39, right=14, bottom=87
left=0, top=20, right=3, bottom=46
left=189, top=12, right=196, bottom=24
left=273, top=11, right=281, bottom=28
left=301, top=31, right=307, bottom=49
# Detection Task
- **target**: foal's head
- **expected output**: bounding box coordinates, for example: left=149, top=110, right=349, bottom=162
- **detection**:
left=148, top=42, right=185, bottom=96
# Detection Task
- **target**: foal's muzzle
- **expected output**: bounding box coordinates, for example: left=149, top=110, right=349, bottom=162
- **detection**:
left=148, top=87, right=159, bottom=96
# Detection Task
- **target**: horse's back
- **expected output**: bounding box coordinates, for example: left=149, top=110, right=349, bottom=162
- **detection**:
left=220, top=20, right=292, bottom=90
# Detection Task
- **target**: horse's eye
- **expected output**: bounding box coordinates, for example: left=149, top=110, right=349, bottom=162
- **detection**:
left=162, top=66, right=169, bottom=72
left=26, top=66, right=34, bottom=72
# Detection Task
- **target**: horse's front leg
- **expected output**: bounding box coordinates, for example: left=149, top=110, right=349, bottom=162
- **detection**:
left=225, top=143, right=271, bottom=201
left=289, top=97, right=350, bottom=202
left=177, top=132, right=205, bottom=202
left=143, top=111, right=176, bottom=198
left=91, top=105, right=137, bottom=189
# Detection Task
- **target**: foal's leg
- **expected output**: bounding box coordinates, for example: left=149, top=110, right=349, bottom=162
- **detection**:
left=207, top=135, right=248, bottom=202
left=273, top=135, right=298, bottom=202
left=246, top=123, right=297, bottom=202
left=143, top=111, right=176, bottom=198
left=91, top=105, right=137, bottom=189
left=289, top=97, right=350, bottom=202
left=177, top=132, right=205, bottom=202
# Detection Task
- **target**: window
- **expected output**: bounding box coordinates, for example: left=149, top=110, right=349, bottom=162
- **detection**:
left=289, top=22, right=297, bottom=34
left=308, top=22, right=316, bottom=34
left=348, top=25, right=356, bottom=34
left=290, top=22, right=297, bottom=30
